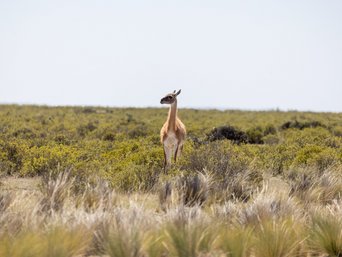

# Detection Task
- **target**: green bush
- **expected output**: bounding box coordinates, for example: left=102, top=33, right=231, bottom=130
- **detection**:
left=0, top=140, right=27, bottom=175
left=22, top=145, right=78, bottom=176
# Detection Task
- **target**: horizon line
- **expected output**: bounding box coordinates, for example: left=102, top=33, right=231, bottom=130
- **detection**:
left=0, top=102, right=340, bottom=114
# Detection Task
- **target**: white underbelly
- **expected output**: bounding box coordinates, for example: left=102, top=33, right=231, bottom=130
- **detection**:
left=164, top=133, right=178, bottom=148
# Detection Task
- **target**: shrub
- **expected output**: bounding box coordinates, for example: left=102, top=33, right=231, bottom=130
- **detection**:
left=128, top=124, right=149, bottom=139
left=53, top=134, right=70, bottom=144
left=292, top=145, right=325, bottom=167
left=262, top=134, right=280, bottom=145
left=103, top=132, right=116, bottom=141
left=81, top=107, right=96, bottom=114
left=21, top=145, right=78, bottom=176
left=77, top=122, right=97, bottom=137
left=309, top=148, right=341, bottom=171
left=281, top=120, right=325, bottom=130
left=207, top=126, right=248, bottom=144
left=291, top=145, right=340, bottom=171
left=264, top=124, right=277, bottom=135
left=332, top=126, right=342, bottom=137
left=182, top=141, right=231, bottom=174
left=260, top=144, right=298, bottom=175
left=0, top=141, right=26, bottom=175
left=207, top=125, right=278, bottom=145
left=246, top=126, right=264, bottom=144
left=12, top=127, right=36, bottom=139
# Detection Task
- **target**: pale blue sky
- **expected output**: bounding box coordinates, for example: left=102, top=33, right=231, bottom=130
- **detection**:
left=0, top=0, right=341, bottom=112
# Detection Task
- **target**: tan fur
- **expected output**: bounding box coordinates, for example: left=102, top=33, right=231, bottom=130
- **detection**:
left=160, top=90, right=186, bottom=172
left=160, top=117, right=186, bottom=143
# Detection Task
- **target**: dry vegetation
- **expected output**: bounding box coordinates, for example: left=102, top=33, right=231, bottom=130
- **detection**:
left=0, top=105, right=342, bottom=256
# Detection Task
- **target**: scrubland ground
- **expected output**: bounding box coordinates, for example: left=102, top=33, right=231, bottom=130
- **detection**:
left=0, top=105, right=342, bottom=256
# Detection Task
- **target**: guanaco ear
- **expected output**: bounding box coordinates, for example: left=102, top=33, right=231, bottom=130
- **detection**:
left=173, top=90, right=176, bottom=94
left=176, top=89, right=181, bottom=96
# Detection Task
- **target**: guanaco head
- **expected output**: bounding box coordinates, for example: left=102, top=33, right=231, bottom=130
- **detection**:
left=160, top=89, right=181, bottom=104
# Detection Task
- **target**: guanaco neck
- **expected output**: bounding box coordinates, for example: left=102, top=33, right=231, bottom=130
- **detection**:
left=167, top=100, right=177, bottom=132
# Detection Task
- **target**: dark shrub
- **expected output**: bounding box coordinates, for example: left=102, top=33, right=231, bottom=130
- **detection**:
left=281, top=120, right=325, bottom=130
left=103, top=133, right=116, bottom=141
left=208, top=125, right=278, bottom=145
left=82, top=107, right=96, bottom=114
left=207, top=126, right=248, bottom=144
left=54, top=134, right=70, bottom=144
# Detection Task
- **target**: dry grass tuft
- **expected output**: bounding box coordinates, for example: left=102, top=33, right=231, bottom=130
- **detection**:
left=309, top=211, right=342, bottom=257
left=239, top=187, right=301, bottom=226
left=253, top=219, right=305, bottom=257
left=78, top=177, right=117, bottom=212
left=164, top=221, right=217, bottom=257
left=0, top=226, right=91, bottom=257
left=159, top=172, right=212, bottom=210
left=218, top=225, right=253, bottom=257
left=38, top=170, right=74, bottom=213
left=0, top=192, right=13, bottom=212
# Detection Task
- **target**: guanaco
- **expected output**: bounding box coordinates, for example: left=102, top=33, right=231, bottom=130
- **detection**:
left=160, top=89, right=186, bottom=172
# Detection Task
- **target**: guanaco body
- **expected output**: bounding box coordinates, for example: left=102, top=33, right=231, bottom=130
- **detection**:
left=160, top=90, right=186, bottom=172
